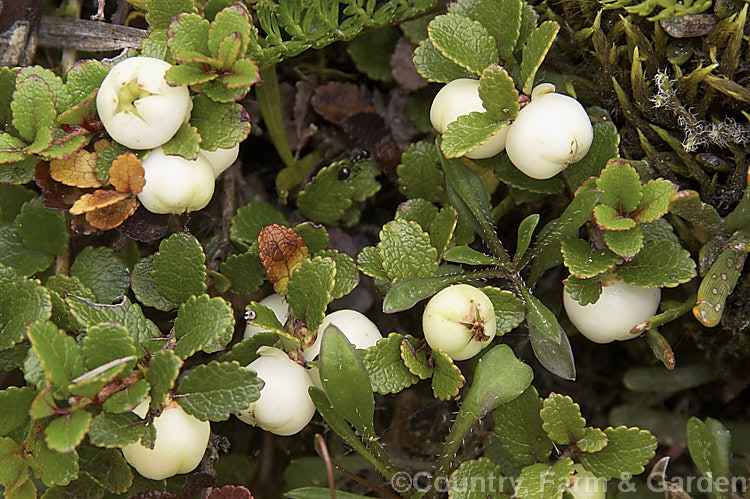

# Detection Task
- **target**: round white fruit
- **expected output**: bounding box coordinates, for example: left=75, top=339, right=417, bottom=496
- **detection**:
left=237, top=347, right=316, bottom=436
left=121, top=401, right=210, bottom=480
left=302, top=309, right=383, bottom=361
left=563, top=278, right=661, bottom=344
left=568, top=465, right=606, bottom=499
left=430, top=78, right=509, bottom=159
left=96, top=56, right=192, bottom=150
left=201, top=144, right=240, bottom=178
left=422, top=284, right=497, bottom=361
left=137, top=147, right=216, bottom=214
left=244, top=294, right=290, bottom=339
left=505, top=85, right=593, bottom=180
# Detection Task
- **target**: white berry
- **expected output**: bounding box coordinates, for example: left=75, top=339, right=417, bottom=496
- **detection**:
left=422, top=284, right=496, bottom=361
left=568, top=465, right=606, bottom=499
left=430, top=78, right=508, bottom=159
left=302, top=309, right=383, bottom=362
left=236, top=347, right=316, bottom=436
left=244, top=294, right=290, bottom=339
left=201, top=144, right=240, bottom=178
left=137, top=147, right=215, bottom=214
left=563, top=278, right=661, bottom=344
left=96, top=56, right=192, bottom=150
left=505, top=84, right=593, bottom=179
left=121, top=401, right=210, bottom=480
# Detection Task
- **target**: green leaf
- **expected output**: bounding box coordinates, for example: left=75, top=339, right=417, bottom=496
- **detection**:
left=580, top=426, right=657, bottom=480
left=449, top=457, right=507, bottom=498
left=160, top=123, right=201, bottom=160
left=442, top=112, right=508, bottom=159
left=15, top=198, right=68, bottom=255
left=515, top=458, right=574, bottom=499
left=229, top=201, right=287, bottom=246
left=478, top=65, right=519, bottom=122
left=395, top=198, right=439, bottom=230
left=45, top=411, right=92, bottom=453
left=430, top=207, right=458, bottom=257
left=564, top=276, right=602, bottom=306
left=287, top=257, right=335, bottom=331
left=0, top=133, right=28, bottom=164
left=82, top=322, right=137, bottom=372
left=0, top=224, right=54, bottom=276
left=101, top=378, right=150, bottom=413
left=77, top=445, right=133, bottom=494
left=220, top=248, right=267, bottom=295
left=27, top=432, right=79, bottom=487
left=317, top=249, right=359, bottom=300
left=596, top=159, right=643, bottom=212
left=561, top=237, right=619, bottom=278
left=431, top=348, right=465, bottom=400
left=167, top=13, right=210, bottom=59
left=190, top=95, right=251, bottom=151
left=400, top=335, right=432, bottom=379
left=492, top=385, right=553, bottom=464
left=0, top=386, right=35, bottom=437
left=221, top=58, right=260, bottom=90
left=495, top=153, right=565, bottom=194
left=0, top=266, right=52, bottom=349
left=174, top=294, right=235, bottom=359
left=70, top=247, right=130, bottom=304
left=286, top=487, right=372, bottom=499
left=145, top=350, right=182, bottom=410
left=397, top=141, right=446, bottom=203
left=176, top=360, right=262, bottom=421
left=209, top=5, right=251, bottom=56
left=357, top=245, right=390, bottom=282
left=319, top=326, right=375, bottom=434
left=541, top=393, right=586, bottom=444
left=515, top=214, right=540, bottom=261
left=361, top=333, right=419, bottom=395
left=443, top=246, right=499, bottom=265
left=166, top=62, right=218, bottom=86
left=0, top=436, right=28, bottom=488
left=623, top=364, right=717, bottom=393
left=88, top=412, right=145, bottom=448
left=379, top=219, right=439, bottom=282
left=481, top=286, right=525, bottom=334
left=383, top=272, right=470, bottom=313
left=578, top=427, right=608, bottom=453
left=428, top=14, right=498, bottom=75
left=65, top=60, right=108, bottom=106
left=216, top=33, right=242, bottom=68
left=146, top=0, right=196, bottom=30
left=530, top=320, right=576, bottom=379
left=152, top=233, right=207, bottom=303
left=294, top=223, right=329, bottom=254
left=603, top=226, right=644, bottom=259
left=27, top=321, right=84, bottom=389
left=567, top=121, right=620, bottom=191
left=521, top=288, right=560, bottom=341
left=668, top=190, right=724, bottom=237
left=413, top=39, right=475, bottom=83
left=618, top=241, right=696, bottom=288
left=130, top=256, right=179, bottom=312
left=219, top=332, right=277, bottom=366
left=0, top=184, right=34, bottom=223
left=347, top=26, right=400, bottom=82
left=11, top=75, right=56, bottom=143
left=244, top=301, right=287, bottom=339
left=593, top=204, right=636, bottom=231
left=520, top=21, right=560, bottom=94
left=633, top=179, right=676, bottom=223
left=686, top=417, right=731, bottom=499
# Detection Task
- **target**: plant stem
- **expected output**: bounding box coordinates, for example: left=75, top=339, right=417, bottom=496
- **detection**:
left=255, top=64, right=295, bottom=169
left=426, top=409, right=475, bottom=499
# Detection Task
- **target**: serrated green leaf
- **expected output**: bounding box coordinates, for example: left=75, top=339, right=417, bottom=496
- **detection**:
left=668, top=190, right=724, bottom=237
left=221, top=58, right=260, bottom=90
left=561, top=237, right=619, bottom=278
left=431, top=348, right=465, bottom=400
left=515, top=458, right=574, bottom=499
left=479, top=65, right=519, bottom=120
left=219, top=332, right=277, bottom=366
left=618, top=241, right=696, bottom=287
left=0, top=436, right=27, bottom=487
left=633, top=179, right=675, bottom=223
left=160, top=123, right=201, bottom=160
left=152, top=233, right=206, bottom=303
left=145, top=0, right=196, bottom=30
left=88, top=412, right=145, bottom=448
left=208, top=5, right=251, bottom=56
left=429, top=14, right=498, bottom=75
left=482, top=286, right=525, bottom=334
left=216, top=33, right=242, bottom=68
left=0, top=133, right=28, bottom=164
left=347, top=26, right=400, bottom=82
left=604, top=226, right=644, bottom=259
left=229, top=201, right=287, bottom=246
left=168, top=13, right=210, bottom=60
left=578, top=427, right=608, bottom=452
left=77, top=444, right=133, bottom=494
left=495, top=153, right=565, bottom=194
left=0, top=224, right=54, bottom=276
left=413, top=39, right=476, bottom=83
left=82, top=322, right=137, bottom=372
left=130, top=256, right=179, bottom=312
left=244, top=301, right=287, bottom=339
left=38, top=134, right=89, bottom=161
left=189, top=95, right=251, bottom=151
left=395, top=198, right=439, bottom=230
left=492, top=385, right=552, bottom=464
left=564, top=276, right=602, bottom=306
left=520, top=21, right=560, bottom=94
left=580, top=426, right=657, bottom=480
left=361, top=333, right=419, bottom=395
left=0, top=266, right=52, bottom=349
left=176, top=360, right=262, bottom=421
left=70, top=247, right=130, bottom=304
left=317, top=249, right=359, bottom=300
left=593, top=204, right=636, bottom=231
left=65, top=60, right=108, bottom=106
left=44, top=411, right=92, bottom=453
left=379, top=219, right=439, bottom=282
left=400, top=335, right=432, bottom=379
left=101, top=378, right=150, bottom=413
left=596, top=160, right=643, bottom=212
left=27, top=321, right=84, bottom=390
left=202, top=78, right=249, bottom=102
left=287, top=257, right=336, bottom=331
left=0, top=386, right=35, bottom=437
left=443, top=246, right=499, bottom=265
left=165, top=62, right=218, bottom=86
left=11, top=75, right=57, bottom=143
left=442, top=112, right=508, bottom=159
left=431, top=207, right=458, bottom=258
left=449, top=457, right=507, bottom=498
left=541, top=393, right=586, bottom=444
left=220, top=248, right=267, bottom=294
left=0, top=184, right=34, bottom=223
left=0, top=67, right=17, bottom=127
left=16, top=197, right=68, bottom=255
left=397, top=140, right=446, bottom=203
left=357, top=245, right=390, bottom=281
left=286, top=487, right=371, bottom=499
left=93, top=141, right=128, bottom=183
left=567, top=121, right=620, bottom=191
left=27, top=430, right=79, bottom=487
left=145, top=350, right=182, bottom=410
left=294, top=223, right=329, bottom=254
left=686, top=417, right=730, bottom=499
left=174, top=294, right=235, bottom=359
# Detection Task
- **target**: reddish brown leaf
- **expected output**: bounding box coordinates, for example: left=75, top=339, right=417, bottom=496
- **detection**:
left=70, top=190, right=130, bottom=215
left=109, top=152, right=146, bottom=194
left=35, top=161, right=86, bottom=210
left=391, top=37, right=428, bottom=91
left=339, top=111, right=387, bottom=147
left=117, top=205, right=170, bottom=242
left=49, top=148, right=103, bottom=188
left=311, top=81, right=377, bottom=123
left=258, top=224, right=309, bottom=295
left=207, top=486, right=254, bottom=499
left=85, top=196, right=138, bottom=230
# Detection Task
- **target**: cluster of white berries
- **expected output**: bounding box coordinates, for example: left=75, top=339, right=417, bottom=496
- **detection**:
left=96, top=56, right=239, bottom=214
left=430, top=79, right=594, bottom=180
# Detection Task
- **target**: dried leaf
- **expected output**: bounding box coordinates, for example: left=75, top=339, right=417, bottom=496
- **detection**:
left=35, top=161, right=86, bottom=210
left=86, top=196, right=138, bottom=230
left=70, top=190, right=130, bottom=215
left=311, top=81, right=377, bottom=123
left=49, top=149, right=103, bottom=188
left=109, top=153, right=146, bottom=194
left=116, top=206, right=170, bottom=242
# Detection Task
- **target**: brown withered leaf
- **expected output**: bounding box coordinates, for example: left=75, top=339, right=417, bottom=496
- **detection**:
left=391, top=37, right=428, bottom=91
left=117, top=205, right=169, bottom=242
left=85, top=196, right=138, bottom=230
left=207, top=486, right=254, bottom=499
left=311, top=81, right=377, bottom=123
left=70, top=190, right=130, bottom=215
left=109, top=152, right=146, bottom=194
left=258, top=224, right=309, bottom=295
left=71, top=214, right=96, bottom=235
left=35, top=161, right=86, bottom=210
left=49, top=149, right=103, bottom=188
